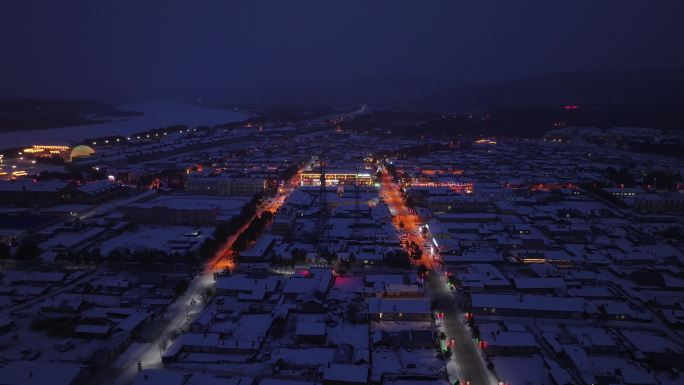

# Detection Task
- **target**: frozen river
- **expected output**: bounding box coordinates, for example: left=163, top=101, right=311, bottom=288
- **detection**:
left=0, top=101, right=249, bottom=147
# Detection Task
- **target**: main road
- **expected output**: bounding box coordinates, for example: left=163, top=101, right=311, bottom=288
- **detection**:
left=93, top=172, right=299, bottom=385
left=379, top=168, right=497, bottom=385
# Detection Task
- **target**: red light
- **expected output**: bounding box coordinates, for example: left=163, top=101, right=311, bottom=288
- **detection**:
left=563, top=105, right=578, bottom=110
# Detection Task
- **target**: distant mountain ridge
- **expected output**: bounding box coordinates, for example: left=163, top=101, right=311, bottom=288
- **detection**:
left=424, top=68, right=684, bottom=110
left=4, top=68, right=684, bottom=131
left=238, top=68, right=684, bottom=110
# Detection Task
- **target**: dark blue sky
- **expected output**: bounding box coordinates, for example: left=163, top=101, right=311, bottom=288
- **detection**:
left=2, top=1, right=683, bottom=102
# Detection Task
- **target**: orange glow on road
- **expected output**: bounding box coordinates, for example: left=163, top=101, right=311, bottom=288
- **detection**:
left=380, top=170, right=435, bottom=269
left=205, top=168, right=300, bottom=273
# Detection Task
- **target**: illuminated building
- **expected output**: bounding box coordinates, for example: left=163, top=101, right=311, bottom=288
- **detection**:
left=22, top=145, right=69, bottom=152
left=300, top=170, right=372, bottom=186
left=602, top=187, right=642, bottom=198
left=408, top=180, right=473, bottom=193
left=70, top=145, right=96, bottom=160
left=185, top=174, right=267, bottom=196
left=21, top=145, right=71, bottom=161
left=474, top=138, right=497, bottom=145
left=20, top=145, right=95, bottom=162
left=417, top=168, right=464, bottom=176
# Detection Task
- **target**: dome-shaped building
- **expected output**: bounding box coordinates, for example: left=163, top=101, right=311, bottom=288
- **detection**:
left=70, top=145, right=95, bottom=160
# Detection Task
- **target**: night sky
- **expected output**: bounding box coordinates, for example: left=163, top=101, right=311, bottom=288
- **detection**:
left=2, top=1, right=683, bottom=102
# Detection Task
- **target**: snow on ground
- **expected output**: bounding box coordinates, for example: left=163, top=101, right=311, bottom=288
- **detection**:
left=99, top=225, right=213, bottom=256
left=0, top=321, right=102, bottom=363
left=373, top=320, right=433, bottom=332
left=328, top=275, right=363, bottom=300
left=0, top=101, right=249, bottom=147
left=147, top=195, right=250, bottom=215
left=327, top=322, right=369, bottom=349
left=114, top=342, right=152, bottom=369
left=270, top=347, right=335, bottom=366
left=490, top=354, right=552, bottom=385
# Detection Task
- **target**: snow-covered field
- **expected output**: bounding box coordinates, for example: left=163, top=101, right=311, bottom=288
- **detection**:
left=99, top=225, right=213, bottom=256
left=0, top=101, right=249, bottom=147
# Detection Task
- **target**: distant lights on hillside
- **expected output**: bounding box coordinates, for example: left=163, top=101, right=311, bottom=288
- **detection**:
left=474, top=138, right=497, bottom=145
